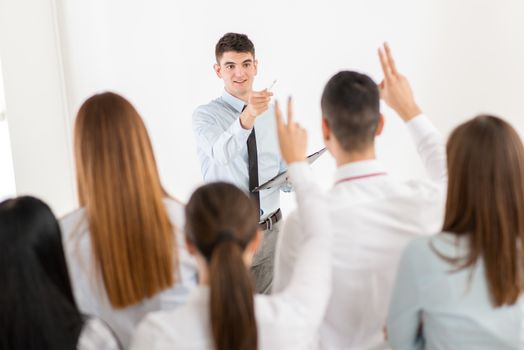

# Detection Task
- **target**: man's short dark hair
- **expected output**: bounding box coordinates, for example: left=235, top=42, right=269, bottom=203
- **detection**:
left=321, top=71, right=380, bottom=152
left=215, top=33, right=255, bottom=63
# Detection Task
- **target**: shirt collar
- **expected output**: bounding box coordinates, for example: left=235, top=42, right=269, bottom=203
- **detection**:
left=221, top=90, right=246, bottom=113
left=334, top=159, right=387, bottom=184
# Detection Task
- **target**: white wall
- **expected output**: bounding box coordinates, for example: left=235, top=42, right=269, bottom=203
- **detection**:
left=0, top=0, right=76, bottom=215
left=0, top=59, right=16, bottom=202
left=2, top=0, right=524, bottom=215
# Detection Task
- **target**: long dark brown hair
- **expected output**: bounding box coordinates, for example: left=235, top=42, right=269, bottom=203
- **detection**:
left=74, top=92, right=176, bottom=308
left=185, top=182, right=259, bottom=350
left=443, top=115, right=524, bottom=306
left=0, top=196, right=84, bottom=349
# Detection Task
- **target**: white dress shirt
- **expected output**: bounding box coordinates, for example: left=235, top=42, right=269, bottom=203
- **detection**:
left=273, top=115, right=447, bottom=350
left=193, top=90, right=289, bottom=219
left=130, top=162, right=332, bottom=350
left=388, top=233, right=524, bottom=350
left=60, top=198, right=198, bottom=349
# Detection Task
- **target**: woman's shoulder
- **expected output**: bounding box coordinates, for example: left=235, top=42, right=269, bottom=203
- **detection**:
left=130, top=298, right=210, bottom=349
left=59, top=208, right=88, bottom=235
left=401, top=232, right=468, bottom=273
left=163, top=197, right=185, bottom=224
left=78, top=318, right=121, bottom=350
left=60, top=200, right=184, bottom=228
left=405, top=232, right=462, bottom=254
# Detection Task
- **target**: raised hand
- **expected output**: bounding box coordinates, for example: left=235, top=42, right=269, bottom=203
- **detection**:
left=240, top=89, right=273, bottom=129
left=275, top=97, right=307, bottom=164
left=378, top=42, right=422, bottom=122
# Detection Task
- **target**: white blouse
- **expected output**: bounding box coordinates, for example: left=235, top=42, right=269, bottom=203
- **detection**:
left=130, top=162, right=332, bottom=350
left=60, top=198, right=198, bottom=348
left=77, top=318, right=121, bottom=350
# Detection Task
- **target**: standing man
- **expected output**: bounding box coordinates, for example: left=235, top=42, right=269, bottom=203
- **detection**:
left=193, top=33, right=289, bottom=294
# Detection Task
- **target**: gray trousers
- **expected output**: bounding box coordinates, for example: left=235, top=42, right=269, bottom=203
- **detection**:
left=250, top=220, right=282, bottom=294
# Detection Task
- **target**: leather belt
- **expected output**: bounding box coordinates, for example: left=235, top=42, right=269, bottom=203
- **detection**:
left=259, top=208, right=282, bottom=231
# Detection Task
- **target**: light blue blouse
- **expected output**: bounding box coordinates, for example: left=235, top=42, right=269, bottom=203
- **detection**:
left=387, top=233, right=524, bottom=350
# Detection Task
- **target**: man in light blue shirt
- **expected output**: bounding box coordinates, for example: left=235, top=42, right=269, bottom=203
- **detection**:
left=192, top=32, right=289, bottom=293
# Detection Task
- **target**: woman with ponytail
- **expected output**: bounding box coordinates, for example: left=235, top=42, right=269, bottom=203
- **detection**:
left=131, top=98, right=332, bottom=350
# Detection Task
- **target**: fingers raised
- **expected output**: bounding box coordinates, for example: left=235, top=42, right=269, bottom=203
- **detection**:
left=384, top=42, right=399, bottom=76
left=378, top=47, right=391, bottom=81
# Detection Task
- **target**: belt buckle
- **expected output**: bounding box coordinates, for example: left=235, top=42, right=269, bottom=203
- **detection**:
left=260, top=209, right=280, bottom=231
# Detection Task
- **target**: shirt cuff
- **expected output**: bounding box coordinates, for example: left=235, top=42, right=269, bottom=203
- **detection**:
left=287, top=161, right=313, bottom=189
left=405, top=114, right=440, bottom=145
left=230, top=117, right=253, bottom=140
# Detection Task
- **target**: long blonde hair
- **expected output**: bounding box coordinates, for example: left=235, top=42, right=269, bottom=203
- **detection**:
left=74, top=92, right=175, bottom=308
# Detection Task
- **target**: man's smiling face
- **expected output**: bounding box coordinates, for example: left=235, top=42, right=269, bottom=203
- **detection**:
left=214, top=51, right=258, bottom=100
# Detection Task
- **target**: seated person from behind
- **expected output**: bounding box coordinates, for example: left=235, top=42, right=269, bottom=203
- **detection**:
left=60, top=92, right=198, bottom=348
left=131, top=98, right=333, bottom=350
left=273, top=44, right=447, bottom=349
left=0, top=196, right=121, bottom=350
left=388, top=115, right=524, bottom=350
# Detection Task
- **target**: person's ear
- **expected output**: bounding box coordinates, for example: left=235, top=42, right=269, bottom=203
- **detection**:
left=185, top=237, right=198, bottom=256
left=322, top=117, right=331, bottom=143
left=247, top=230, right=262, bottom=253
left=375, top=114, right=385, bottom=136
left=253, top=58, right=258, bottom=76
left=213, top=63, right=222, bottom=79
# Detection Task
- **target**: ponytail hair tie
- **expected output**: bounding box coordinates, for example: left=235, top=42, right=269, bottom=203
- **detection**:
left=215, top=229, right=237, bottom=246
left=201, top=229, right=242, bottom=261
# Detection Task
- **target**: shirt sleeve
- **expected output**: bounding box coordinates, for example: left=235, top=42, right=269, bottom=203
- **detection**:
left=406, top=114, right=447, bottom=184
left=270, top=161, right=332, bottom=330
left=272, top=209, right=300, bottom=292
left=192, top=106, right=252, bottom=165
left=386, top=240, right=425, bottom=350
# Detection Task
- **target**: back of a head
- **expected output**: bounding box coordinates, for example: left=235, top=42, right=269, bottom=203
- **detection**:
left=321, top=71, right=380, bottom=152
left=0, top=196, right=83, bottom=349
left=444, top=115, right=524, bottom=306
left=74, top=92, right=175, bottom=308
left=215, top=32, right=255, bottom=62
left=185, top=182, right=259, bottom=350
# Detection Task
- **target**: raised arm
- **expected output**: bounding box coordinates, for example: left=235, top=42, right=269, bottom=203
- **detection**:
left=269, top=98, right=332, bottom=331
left=378, top=43, right=446, bottom=183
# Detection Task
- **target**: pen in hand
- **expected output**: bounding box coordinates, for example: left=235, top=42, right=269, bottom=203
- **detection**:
left=268, top=79, right=277, bottom=91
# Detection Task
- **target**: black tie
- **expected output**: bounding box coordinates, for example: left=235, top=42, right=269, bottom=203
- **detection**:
left=244, top=106, right=260, bottom=217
